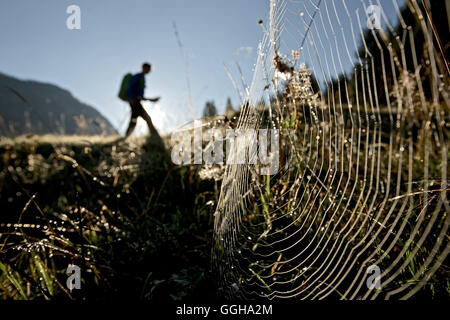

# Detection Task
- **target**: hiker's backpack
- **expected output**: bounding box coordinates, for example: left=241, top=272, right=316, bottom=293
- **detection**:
left=118, top=73, right=132, bottom=101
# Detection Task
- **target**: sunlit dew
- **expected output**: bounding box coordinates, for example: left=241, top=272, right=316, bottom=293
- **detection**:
left=0, top=0, right=448, bottom=302
left=212, top=0, right=449, bottom=301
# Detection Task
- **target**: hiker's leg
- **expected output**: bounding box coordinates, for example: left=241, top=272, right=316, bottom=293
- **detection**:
left=137, top=102, right=157, bottom=134
left=125, top=116, right=138, bottom=137
left=125, top=101, right=139, bottom=138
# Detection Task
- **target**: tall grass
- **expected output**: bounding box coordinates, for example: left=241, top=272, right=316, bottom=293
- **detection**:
left=0, top=134, right=218, bottom=300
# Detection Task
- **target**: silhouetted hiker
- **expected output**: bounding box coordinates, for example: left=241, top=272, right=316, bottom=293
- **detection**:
left=118, top=62, right=160, bottom=138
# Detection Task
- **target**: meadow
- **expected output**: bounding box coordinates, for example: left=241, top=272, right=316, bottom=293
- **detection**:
left=1, top=0, right=449, bottom=301
left=0, top=133, right=219, bottom=300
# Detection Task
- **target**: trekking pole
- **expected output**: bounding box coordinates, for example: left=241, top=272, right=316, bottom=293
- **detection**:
left=143, top=97, right=160, bottom=103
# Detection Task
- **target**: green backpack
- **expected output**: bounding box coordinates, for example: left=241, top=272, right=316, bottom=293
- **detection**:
left=118, top=73, right=132, bottom=101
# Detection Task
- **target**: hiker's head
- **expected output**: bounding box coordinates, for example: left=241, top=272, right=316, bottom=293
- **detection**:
left=142, top=63, right=152, bottom=74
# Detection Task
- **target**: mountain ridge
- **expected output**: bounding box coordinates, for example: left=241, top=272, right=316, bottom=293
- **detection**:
left=0, top=72, right=117, bottom=137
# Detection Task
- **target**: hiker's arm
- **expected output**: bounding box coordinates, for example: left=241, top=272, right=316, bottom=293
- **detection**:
left=136, top=75, right=145, bottom=100
left=136, top=86, right=144, bottom=100
left=142, top=97, right=160, bottom=102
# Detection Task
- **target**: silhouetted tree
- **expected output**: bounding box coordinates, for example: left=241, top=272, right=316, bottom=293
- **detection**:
left=202, top=101, right=217, bottom=118
left=225, top=97, right=234, bottom=116
left=323, top=0, right=449, bottom=109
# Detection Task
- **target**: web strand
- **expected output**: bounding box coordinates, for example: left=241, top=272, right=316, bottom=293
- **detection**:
left=213, top=0, right=449, bottom=300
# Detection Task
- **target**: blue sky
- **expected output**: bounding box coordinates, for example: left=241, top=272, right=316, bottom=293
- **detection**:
left=0, top=0, right=401, bottom=134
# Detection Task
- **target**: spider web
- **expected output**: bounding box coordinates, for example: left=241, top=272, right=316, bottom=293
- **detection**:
left=213, top=0, right=449, bottom=300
